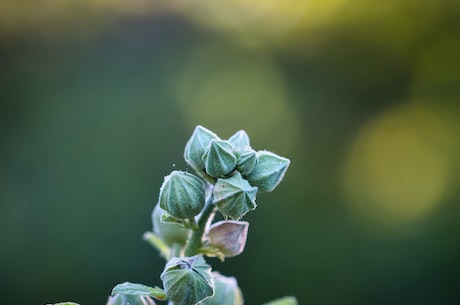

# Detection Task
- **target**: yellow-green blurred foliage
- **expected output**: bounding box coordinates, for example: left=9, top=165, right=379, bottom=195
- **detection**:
left=1, top=1, right=459, bottom=304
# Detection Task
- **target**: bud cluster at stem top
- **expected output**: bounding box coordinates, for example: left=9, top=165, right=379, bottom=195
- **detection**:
left=180, top=125, right=290, bottom=220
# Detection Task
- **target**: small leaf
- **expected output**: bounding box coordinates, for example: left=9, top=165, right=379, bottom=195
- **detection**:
left=160, top=255, right=214, bottom=305
left=262, top=296, right=298, bottom=305
left=106, top=294, right=156, bottom=305
left=111, top=282, right=167, bottom=301
left=50, top=303, right=80, bottom=305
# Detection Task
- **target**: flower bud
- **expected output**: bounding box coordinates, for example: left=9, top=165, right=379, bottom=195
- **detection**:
left=184, top=125, right=219, bottom=173
left=207, top=220, right=249, bottom=259
left=213, top=172, right=257, bottom=220
left=160, top=255, right=214, bottom=305
left=228, top=130, right=250, bottom=148
left=106, top=294, right=156, bottom=305
left=159, top=171, right=205, bottom=219
left=203, top=139, right=237, bottom=178
left=235, top=147, right=257, bottom=176
left=152, top=204, right=190, bottom=246
left=202, top=272, right=243, bottom=305
left=246, top=150, right=290, bottom=192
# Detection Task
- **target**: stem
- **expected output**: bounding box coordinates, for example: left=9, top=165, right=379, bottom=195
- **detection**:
left=184, top=187, right=216, bottom=256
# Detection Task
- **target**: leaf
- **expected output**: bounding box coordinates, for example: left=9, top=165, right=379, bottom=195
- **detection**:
left=50, top=303, right=80, bottom=305
left=111, top=282, right=167, bottom=301
left=262, top=296, right=298, bottom=305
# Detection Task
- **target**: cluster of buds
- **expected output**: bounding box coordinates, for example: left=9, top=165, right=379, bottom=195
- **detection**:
left=163, top=125, right=290, bottom=221
left=109, top=126, right=293, bottom=305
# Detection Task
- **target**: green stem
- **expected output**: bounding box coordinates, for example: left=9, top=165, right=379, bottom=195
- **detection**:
left=184, top=188, right=216, bottom=256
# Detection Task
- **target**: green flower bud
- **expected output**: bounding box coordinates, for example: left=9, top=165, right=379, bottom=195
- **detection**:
left=159, top=171, right=205, bottom=219
left=152, top=204, right=190, bottom=246
left=246, top=150, right=290, bottom=192
left=235, top=147, right=257, bottom=176
left=213, top=172, right=257, bottom=220
left=160, top=255, right=214, bottom=305
left=228, top=130, right=250, bottom=148
left=207, top=220, right=249, bottom=259
left=106, top=294, right=156, bottom=305
left=202, top=272, right=244, bottom=305
left=203, top=139, right=237, bottom=178
left=184, top=125, right=219, bottom=173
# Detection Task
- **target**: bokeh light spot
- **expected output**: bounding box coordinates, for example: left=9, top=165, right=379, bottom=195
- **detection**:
left=342, top=104, right=453, bottom=231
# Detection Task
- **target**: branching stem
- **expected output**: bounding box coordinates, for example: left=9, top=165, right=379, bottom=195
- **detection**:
left=184, top=184, right=216, bottom=256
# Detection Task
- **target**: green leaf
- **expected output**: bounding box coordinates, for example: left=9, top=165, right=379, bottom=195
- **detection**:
left=50, top=303, right=80, bottom=305
left=106, top=294, right=156, bottom=305
left=262, top=296, right=298, bottom=305
left=111, top=282, right=167, bottom=301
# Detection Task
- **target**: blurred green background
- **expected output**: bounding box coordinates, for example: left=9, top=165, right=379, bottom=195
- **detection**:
left=1, top=0, right=460, bottom=304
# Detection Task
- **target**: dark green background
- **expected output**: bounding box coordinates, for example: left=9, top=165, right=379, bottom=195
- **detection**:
left=1, top=1, right=460, bottom=304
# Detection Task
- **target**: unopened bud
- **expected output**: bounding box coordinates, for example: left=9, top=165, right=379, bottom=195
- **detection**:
left=203, top=139, right=237, bottom=178
left=212, top=172, right=257, bottom=220
left=207, top=220, right=249, bottom=259
left=184, top=125, right=219, bottom=173
left=159, top=171, right=205, bottom=219
left=160, top=255, right=214, bottom=305
left=235, top=147, right=257, bottom=176
left=202, top=272, right=243, bottom=305
left=246, top=150, right=290, bottom=192
left=228, top=130, right=250, bottom=148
